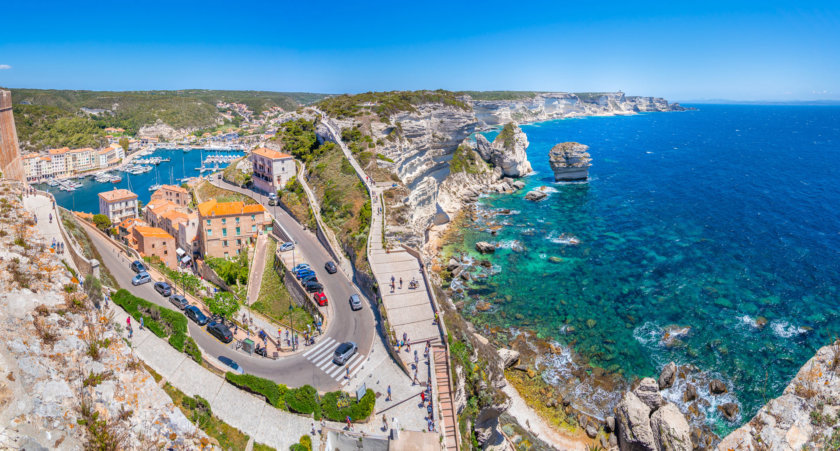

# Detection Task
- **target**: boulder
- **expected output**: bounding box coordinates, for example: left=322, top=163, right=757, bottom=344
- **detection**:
left=682, top=384, right=697, bottom=403
left=718, top=403, right=739, bottom=422
left=474, top=397, right=512, bottom=446
left=658, top=362, right=677, bottom=389
left=615, top=391, right=657, bottom=451
left=709, top=379, right=727, bottom=395
left=446, top=258, right=461, bottom=271
left=475, top=241, right=496, bottom=254
left=606, top=415, right=616, bottom=432
left=524, top=190, right=548, bottom=201
left=549, top=142, right=591, bottom=181
left=633, top=378, right=664, bottom=411
left=497, top=348, right=520, bottom=369
left=475, top=123, right=533, bottom=177
left=512, top=180, right=526, bottom=190
left=586, top=424, right=599, bottom=439
left=650, top=403, right=692, bottom=451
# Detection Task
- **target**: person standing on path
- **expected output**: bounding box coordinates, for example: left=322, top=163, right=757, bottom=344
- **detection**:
left=382, top=414, right=388, bottom=431
left=399, top=277, right=403, bottom=289
left=345, top=415, right=352, bottom=431
left=320, top=418, right=326, bottom=434
left=345, top=367, right=350, bottom=379
left=127, top=317, right=131, bottom=329
left=311, top=422, right=316, bottom=436
left=406, top=339, right=411, bottom=352
left=387, top=385, right=391, bottom=401
left=140, top=317, right=144, bottom=330
left=420, top=391, right=425, bottom=405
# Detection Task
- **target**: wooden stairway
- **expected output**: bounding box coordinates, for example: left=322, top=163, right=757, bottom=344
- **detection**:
left=434, top=346, right=459, bottom=450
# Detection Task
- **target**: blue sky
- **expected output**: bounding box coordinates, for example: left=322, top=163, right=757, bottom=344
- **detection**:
left=1, top=1, right=838, bottom=101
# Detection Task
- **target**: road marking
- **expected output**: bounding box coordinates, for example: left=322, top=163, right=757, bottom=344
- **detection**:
left=339, top=354, right=368, bottom=386
left=303, top=336, right=335, bottom=357
left=313, top=346, right=339, bottom=369
left=326, top=358, right=350, bottom=378
left=309, top=340, right=339, bottom=362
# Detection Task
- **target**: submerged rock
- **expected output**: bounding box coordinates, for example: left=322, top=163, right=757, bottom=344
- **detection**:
left=682, top=384, right=697, bottom=403
left=524, top=190, right=548, bottom=201
left=549, top=142, right=591, bottom=181
left=658, top=362, right=677, bottom=389
left=650, top=403, right=692, bottom=451
left=708, top=379, right=727, bottom=395
left=718, top=402, right=739, bottom=422
left=475, top=123, right=533, bottom=177
left=475, top=241, right=496, bottom=254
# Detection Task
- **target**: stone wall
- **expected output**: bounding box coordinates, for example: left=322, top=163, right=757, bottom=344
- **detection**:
left=0, top=91, right=24, bottom=181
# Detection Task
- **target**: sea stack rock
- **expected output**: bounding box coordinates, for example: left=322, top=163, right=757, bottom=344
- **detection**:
left=549, top=142, right=591, bottom=181
left=475, top=122, right=533, bottom=177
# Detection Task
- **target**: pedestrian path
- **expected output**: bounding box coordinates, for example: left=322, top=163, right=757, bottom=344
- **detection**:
left=245, top=233, right=268, bottom=305
left=302, top=337, right=368, bottom=387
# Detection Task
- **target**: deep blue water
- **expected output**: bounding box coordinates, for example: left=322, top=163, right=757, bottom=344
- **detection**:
left=448, top=105, right=840, bottom=428
left=39, top=148, right=242, bottom=213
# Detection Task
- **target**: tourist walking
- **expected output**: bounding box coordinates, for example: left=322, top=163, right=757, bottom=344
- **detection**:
left=48, top=213, right=52, bottom=223
left=127, top=317, right=131, bottom=329
left=345, top=415, right=353, bottom=431
left=420, top=391, right=425, bottom=404
left=399, top=277, right=403, bottom=289
left=387, top=385, right=391, bottom=401
left=140, top=317, right=144, bottom=330
left=382, top=414, right=388, bottom=431
left=311, top=422, right=316, bottom=436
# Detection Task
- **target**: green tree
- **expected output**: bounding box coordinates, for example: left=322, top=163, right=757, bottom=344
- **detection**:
left=204, top=292, right=239, bottom=320
left=92, top=214, right=111, bottom=231
left=118, top=137, right=129, bottom=152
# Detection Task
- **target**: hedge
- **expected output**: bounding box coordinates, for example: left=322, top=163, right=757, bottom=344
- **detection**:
left=169, top=332, right=186, bottom=351
left=184, top=337, right=202, bottom=363
left=320, top=389, right=376, bottom=422
left=284, top=385, right=320, bottom=417
left=223, top=373, right=374, bottom=422
left=290, top=435, right=311, bottom=451
left=225, top=373, right=286, bottom=408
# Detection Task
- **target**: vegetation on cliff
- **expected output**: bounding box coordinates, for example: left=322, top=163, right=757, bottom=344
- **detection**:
left=495, top=122, right=517, bottom=150
left=13, top=104, right=107, bottom=151
left=457, top=91, right=540, bottom=101
left=316, top=89, right=470, bottom=121
left=449, top=144, right=486, bottom=174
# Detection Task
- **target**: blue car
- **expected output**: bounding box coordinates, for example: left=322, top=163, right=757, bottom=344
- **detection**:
left=218, top=356, right=243, bottom=374
left=295, top=269, right=315, bottom=279
left=293, top=263, right=311, bottom=273
left=300, top=274, right=318, bottom=284
left=184, top=305, right=209, bottom=325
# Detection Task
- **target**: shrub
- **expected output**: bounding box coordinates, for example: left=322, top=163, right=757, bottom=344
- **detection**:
left=184, top=337, right=202, bottom=363
left=285, top=385, right=320, bottom=417
left=225, top=373, right=286, bottom=408
left=111, top=289, right=187, bottom=338
left=320, top=389, right=376, bottom=422
left=169, top=332, right=186, bottom=352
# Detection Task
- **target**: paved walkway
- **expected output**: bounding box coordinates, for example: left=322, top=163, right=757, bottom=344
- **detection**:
left=317, top=114, right=457, bottom=449
left=246, top=233, right=268, bottom=305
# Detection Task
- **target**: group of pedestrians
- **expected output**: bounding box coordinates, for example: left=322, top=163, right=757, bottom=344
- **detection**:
left=51, top=238, right=65, bottom=254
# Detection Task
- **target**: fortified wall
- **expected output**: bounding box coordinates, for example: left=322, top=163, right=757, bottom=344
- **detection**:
left=0, top=90, right=24, bottom=181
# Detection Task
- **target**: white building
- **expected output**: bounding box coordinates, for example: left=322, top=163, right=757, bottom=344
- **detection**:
left=98, top=188, right=138, bottom=224
left=249, top=147, right=295, bottom=195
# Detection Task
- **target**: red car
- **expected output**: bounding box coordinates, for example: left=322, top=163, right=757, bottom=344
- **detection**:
left=313, top=292, right=328, bottom=306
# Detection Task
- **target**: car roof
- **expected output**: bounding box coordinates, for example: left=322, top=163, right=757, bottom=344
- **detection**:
left=350, top=294, right=360, bottom=300
left=336, top=342, right=354, bottom=352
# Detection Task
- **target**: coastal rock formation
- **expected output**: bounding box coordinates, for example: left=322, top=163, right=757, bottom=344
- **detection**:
left=616, top=391, right=657, bottom=450
left=469, top=92, right=687, bottom=128
left=524, top=190, right=547, bottom=201
left=475, top=241, right=496, bottom=254
left=475, top=123, right=533, bottom=177
left=549, top=142, right=591, bottom=181
left=718, top=342, right=840, bottom=450
left=634, top=378, right=664, bottom=411
left=659, top=362, right=677, bottom=389
left=650, top=403, right=692, bottom=451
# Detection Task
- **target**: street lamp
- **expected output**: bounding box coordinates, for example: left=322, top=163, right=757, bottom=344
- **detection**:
left=289, top=303, right=295, bottom=351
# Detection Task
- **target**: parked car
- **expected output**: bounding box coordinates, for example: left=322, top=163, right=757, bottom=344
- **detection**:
left=304, top=281, right=323, bottom=293
left=333, top=341, right=358, bottom=365
left=313, top=292, right=328, bottom=306
left=293, top=263, right=311, bottom=273
left=154, top=281, right=172, bottom=297
left=268, top=193, right=277, bottom=206
left=184, top=305, right=209, bottom=325
left=279, top=242, right=295, bottom=252
left=131, top=272, right=151, bottom=286
left=300, top=274, right=318, bottom=284
left=324, top=261, right=337, bottom=274
left=169, top=294, right=189, bottom=310
left=130, top=260, right=147, bottom=273
left=349, top=294, right=363, bottom=311
left=295, top=269, right=315, bottom=280
left=218, top=356, right=243, bottom=374
left=207, top=321, right=233, bottom=343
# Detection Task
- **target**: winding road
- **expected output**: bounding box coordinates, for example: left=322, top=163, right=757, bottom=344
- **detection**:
left=83, top=178, right=377, bottom=391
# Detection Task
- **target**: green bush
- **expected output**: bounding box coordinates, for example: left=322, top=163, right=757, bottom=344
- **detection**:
left=111, top=289, right=187, bottom=338
left=225, top=373, right=286, bottom=408
left=284, top=385, right=320, bottom=417
left=320, top=389, right=376, bottom=422
left=184, top=337, right=202, bottom=363
left=169, top=332, right=186, bottom=352
left=290, top=445, right=307, bottom=451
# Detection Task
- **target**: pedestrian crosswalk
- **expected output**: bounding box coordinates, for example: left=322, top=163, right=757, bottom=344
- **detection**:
left=302, top=336, right=367, bottom=386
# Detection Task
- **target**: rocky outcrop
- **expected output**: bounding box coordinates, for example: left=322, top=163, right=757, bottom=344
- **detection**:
left=659, top=362, right=677, bottom=390
left=718, top=343, right=840, bottom=450
left=474, top=123, right=533, bottom=177
left=475, top=241, right=496, bottom=254
left=549, top=142, right=591, bottom=181
left=616, top=391, right=657, bottom=451
left=475, top=398, right=513, bottom=446
left=497, top=348, right=520, bottom=369
left=524, top=190, right=547, bottom=201
left=469, top=92, right=687, bottom=128
left=650, top=403, right=692, bottom=451
left=634, top=378, right=664, bottom=411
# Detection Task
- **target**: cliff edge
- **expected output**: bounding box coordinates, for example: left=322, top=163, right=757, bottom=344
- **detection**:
left=475, top=122, right=533, bottom=177
left=549, top=142, right=591, bottom=181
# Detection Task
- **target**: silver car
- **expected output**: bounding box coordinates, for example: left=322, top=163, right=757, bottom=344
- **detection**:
left=349, top=294, right=362, bottom=311
left=333, top=342, right=357, bottom=365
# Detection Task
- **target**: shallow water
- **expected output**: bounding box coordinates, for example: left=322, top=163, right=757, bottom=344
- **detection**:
left=447, top=105, right=840, bottom=432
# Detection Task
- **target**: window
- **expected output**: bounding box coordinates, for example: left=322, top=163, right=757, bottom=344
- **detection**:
left=236, top=227, right=240, bottom=235
left=223, top=240, right=228, bottom=247
left=207, top=229, right=212, bottom=236
left=251, top=225, right=256, bottom=232
left=251, top=215, right=255, bottom=221
left=164, top=250, right=168, bottom=255
left=222, top=218, right=226, bottom=225
left=235, top=217, right=240, bottom=224
left=222, top=228, right=227, bottom=237
left=206, top=219, right=211, bottom=226
left=224, top=252, right=229, bottom=258
left=237, top=239, right=242, bottom=246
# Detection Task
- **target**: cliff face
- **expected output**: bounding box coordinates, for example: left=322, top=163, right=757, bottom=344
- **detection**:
left=475, top=123, right=533, bottom=177
left=718, top=343, right=840, bottom=450
left=470, top=92, right=686, bottom=129
left=549, top=142, right=592, bottom=181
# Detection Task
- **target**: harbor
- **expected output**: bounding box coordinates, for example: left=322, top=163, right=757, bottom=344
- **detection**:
left=36, top=147, right=244, bottom=212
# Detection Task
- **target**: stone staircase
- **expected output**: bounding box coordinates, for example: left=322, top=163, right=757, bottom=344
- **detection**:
left=434, top=346, right=459, bottom=450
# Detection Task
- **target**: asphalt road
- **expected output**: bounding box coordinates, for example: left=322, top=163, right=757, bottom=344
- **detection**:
left=84, top=180, right=377, bottom=390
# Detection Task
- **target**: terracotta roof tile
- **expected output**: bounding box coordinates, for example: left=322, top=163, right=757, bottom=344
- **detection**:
left=134, top=226, right=174, bottom=239
left=98, top=189, right=138, bottom=202
left=197, top=199, right=265, bottom=217
left=252, top=147, right=292, bottom=160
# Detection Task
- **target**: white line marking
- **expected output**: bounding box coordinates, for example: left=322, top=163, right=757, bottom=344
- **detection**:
left=307, top=341, right=338, bottom=362
left=303, top=337, right=334, bottom=357
left=333, top=354, right=363, bottom=380
left=313, top=346, right=339, bottom=368
left=327, top=361, right=348, bottom=379
left=340, top=354, right=369, bottom=386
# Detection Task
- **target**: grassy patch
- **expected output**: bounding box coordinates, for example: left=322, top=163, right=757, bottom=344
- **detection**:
left=449, top=144, right=487, bottom=175
left=504, top=368, right=582, bottom=434
left=252, top=241, right=313, bottom=330
left=162, top=382, right=250, bottom=450
left=222, top=157, right=251, bottom=187
left=316, top=90, right=470, bottom=121
left=193, top=180, right=257, bottom=205
left=60, top=210, right=117, bottom=288
left=278, top=175, right=317, bottom=229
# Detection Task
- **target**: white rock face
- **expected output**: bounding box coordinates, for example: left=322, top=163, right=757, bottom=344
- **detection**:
left=470, top=92, right=686, bottom=128
left=474, top=124, right=533, bottom=177
left=651, top=403, right=692, bottom=451
left=616, top=391, right=657, bottom=451
left=549, top=142, right=591, bottom=181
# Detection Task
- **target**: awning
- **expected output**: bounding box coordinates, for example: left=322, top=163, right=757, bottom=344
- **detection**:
left=180, top=256, right=192, bottom=264
left=176, top=248, right=186, bottom=257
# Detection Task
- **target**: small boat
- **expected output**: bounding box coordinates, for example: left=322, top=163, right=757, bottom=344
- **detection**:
left=111, top=176, right=122, bottom=183
left=149, top=184, right=162, bottom=192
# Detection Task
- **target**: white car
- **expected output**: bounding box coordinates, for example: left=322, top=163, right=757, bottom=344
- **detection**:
left=279, top=242, right=295, bottom=252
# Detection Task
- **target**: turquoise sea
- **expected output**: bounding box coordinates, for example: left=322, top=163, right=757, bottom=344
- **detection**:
left=39, top=148, right=242, bottom=213
left=449, top=105, right=840, bottom=431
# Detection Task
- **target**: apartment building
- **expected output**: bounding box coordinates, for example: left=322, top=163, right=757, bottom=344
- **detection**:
left=249, top=147, right=295, bottom=195
left=150, top=184, right=191, bottom=208
left=132, top=226, right=177, bottom=269
left=98, top=188, right=138, bottom=224
left=197, top=199, right=268, bottom=259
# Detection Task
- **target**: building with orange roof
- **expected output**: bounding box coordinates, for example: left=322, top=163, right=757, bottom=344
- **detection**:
left=117, top=217, right=146, bottom=245
left=98, top=188, right=138, bottom=224
left=132, top=226, right=177, bottom=269
left=250, top=146, right=295, bottom=195
left=150, top=184, right=191, bottom=207
left=143, top=199, right=179, bottom=228
left=196, top=199, right=268, bottom=259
